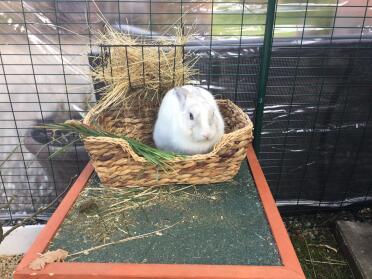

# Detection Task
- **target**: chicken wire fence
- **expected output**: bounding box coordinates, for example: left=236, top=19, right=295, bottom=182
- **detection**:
left=0, top=0, right=371, bottom=222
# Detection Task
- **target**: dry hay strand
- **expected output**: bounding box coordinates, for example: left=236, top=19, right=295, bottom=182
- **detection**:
left=91, top=25, right=198, bottom=115
left=67, top=181, right=221, bottom=242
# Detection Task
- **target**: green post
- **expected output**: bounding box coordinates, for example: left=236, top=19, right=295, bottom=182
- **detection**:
left=253, top=0, right=277, bottom=156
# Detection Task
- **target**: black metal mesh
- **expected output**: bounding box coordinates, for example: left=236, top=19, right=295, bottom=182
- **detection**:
left=261, top=0, right=372, bottom=209
left=0, top=0, right=372, bottom=222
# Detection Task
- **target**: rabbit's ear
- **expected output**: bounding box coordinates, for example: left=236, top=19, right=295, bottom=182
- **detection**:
left=174, top=87, right=188, bottom=109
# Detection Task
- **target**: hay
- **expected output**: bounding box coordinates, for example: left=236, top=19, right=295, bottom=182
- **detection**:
left=0, top=254, right=22, bottom=279
left=91, top=25, right=197, bottom=115
left=64, top=177, right=221, bottom=243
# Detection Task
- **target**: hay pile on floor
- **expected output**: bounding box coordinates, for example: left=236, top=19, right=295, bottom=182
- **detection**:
left=91, top=25, right=197, bottom=115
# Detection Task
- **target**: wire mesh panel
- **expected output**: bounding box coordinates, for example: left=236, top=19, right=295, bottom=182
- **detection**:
left=0, top=1, right=266, bottom=222
left=0, top=0, right=372, bottom=222
left=259, top=0, right=372, bottom=209
left=0, top=0, right=95, bottom=222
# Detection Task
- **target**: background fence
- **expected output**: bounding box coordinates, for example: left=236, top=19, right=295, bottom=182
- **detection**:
left=1, top=0, right=371, bottom=222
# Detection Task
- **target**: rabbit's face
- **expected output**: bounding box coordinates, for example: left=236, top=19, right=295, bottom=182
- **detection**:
left=182, top=101, right=220, bottom=143
left=153, top=85, right=224, bottom=155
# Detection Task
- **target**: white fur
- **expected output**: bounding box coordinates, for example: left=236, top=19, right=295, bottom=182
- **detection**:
left=153, top=85, right=225, bottom=155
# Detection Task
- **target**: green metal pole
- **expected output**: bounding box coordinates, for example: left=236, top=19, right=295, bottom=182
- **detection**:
left=253, top=0, right=277, bottom=156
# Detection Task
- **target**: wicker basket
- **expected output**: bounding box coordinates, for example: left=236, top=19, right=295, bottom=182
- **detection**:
left=82, top=99, right=253, bottom=187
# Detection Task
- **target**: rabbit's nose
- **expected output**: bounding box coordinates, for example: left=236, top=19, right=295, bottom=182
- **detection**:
left=202, top=134, right=210, bottom=140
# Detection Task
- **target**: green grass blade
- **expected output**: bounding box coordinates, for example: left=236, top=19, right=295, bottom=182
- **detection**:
left=40, top=121, right=185, bottom=167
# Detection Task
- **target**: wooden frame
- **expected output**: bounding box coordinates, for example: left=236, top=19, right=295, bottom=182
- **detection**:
left=14, top=144, right=305, bottom=279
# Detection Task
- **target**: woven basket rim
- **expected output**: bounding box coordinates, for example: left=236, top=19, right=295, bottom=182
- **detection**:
left=84, top=99, right=246, bottom=126
left=83, top=99, right=253, bottom=161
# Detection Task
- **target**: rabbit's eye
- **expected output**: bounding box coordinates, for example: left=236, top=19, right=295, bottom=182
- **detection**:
left=189, top=113, right=194, bottom=120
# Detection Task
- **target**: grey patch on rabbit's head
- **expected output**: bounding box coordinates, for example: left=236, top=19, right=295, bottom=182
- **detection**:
left=174, top=87, right=189, bottom=109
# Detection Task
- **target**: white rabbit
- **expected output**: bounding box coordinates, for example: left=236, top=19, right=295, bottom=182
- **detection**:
left=153, top=85, right=225, bottom=155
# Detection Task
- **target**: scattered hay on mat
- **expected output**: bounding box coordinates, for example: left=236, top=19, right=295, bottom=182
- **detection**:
left=64, top=177, right=222, bottom=243
left=90, top=24, right=198, bottom=115
left=0, top=254, right=22, bottom=279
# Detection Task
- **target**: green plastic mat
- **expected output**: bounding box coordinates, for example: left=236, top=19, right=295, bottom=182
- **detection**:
left=49, top=161, right=281, bottom=266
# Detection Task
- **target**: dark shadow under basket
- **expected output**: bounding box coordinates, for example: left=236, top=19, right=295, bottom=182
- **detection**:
left=83, top=99, right=253, bottom=187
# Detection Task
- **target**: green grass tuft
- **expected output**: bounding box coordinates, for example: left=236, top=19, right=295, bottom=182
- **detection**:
left=39, top=120, right=184, bottom=169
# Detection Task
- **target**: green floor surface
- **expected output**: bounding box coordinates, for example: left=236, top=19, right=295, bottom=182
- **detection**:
left=49, top=161, right=281, bottom=266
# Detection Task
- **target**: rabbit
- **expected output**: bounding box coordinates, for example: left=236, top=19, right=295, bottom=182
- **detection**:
left=153, top=85, right=225, bottom=155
